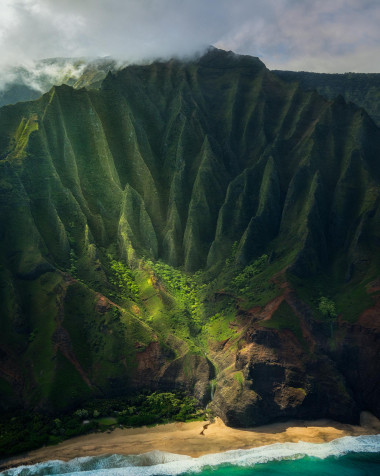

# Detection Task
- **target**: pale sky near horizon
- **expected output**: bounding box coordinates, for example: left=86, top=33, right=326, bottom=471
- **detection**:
left=0, top=0, right=379, bottom=73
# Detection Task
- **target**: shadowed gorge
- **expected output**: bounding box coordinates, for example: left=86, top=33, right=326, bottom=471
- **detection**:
left=0, top=48, right=379, bottom=437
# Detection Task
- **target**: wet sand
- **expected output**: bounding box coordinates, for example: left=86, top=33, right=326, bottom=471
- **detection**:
left=2, top=413, right=380, bottom=471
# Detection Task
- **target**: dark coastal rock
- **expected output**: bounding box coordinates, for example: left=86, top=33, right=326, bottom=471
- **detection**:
left=209, top=325, right=359, bottom=427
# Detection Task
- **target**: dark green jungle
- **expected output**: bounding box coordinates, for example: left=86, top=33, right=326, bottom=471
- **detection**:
left=0, top=48, right=379, bottom=455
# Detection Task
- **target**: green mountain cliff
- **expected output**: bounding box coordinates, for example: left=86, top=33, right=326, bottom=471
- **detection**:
left=0, top=48, right=379, bottom=430
left=273, top=69, right=380, bottom=127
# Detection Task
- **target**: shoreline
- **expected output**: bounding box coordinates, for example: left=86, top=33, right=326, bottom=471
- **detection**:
left=1, top=416, right=380, bottom=471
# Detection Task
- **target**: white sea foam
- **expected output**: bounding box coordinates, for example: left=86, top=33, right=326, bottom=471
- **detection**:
left=2, top=434, right=380, bottom=475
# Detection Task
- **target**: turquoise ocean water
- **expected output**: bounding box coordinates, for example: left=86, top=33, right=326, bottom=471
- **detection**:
left=1, top=434, right=380, bottom=475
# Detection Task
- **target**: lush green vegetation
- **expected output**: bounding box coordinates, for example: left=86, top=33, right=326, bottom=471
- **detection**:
left=318, top=297, right=337, bottom=319
left=109, top=259, right=139, bottom=301
left=224, top=253, right=281, bottom=309
left=201, top=311, right=237, bottom=343
left=147, top=260, right=206, bottom=333
left=260, top=300, right=308, bottom=350
left=233, top=371, right=244, bottom=388
left=232, top=254, right=269, bottom=292
left=0, top=392, right=205, bottom=458
left=318, top=296, right=338, bottom=337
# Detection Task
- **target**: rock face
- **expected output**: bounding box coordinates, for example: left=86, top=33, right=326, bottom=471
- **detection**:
left=208, top=279, right=380, bottom=427
left=210, top=324, right=359, bottom=427
left=0, top=48, right=379, bottom=424
left=335, top=295, right=380, bottom=418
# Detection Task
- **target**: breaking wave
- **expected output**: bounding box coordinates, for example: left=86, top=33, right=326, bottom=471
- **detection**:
left=2, top=434, right=380, bottom=475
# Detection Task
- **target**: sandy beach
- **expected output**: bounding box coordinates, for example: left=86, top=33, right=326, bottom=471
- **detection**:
left=2, top=413, right=380, bottom=471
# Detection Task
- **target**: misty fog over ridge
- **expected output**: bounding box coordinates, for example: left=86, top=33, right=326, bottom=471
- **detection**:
left=1, top=46, right=251, bottom=108
left=0, top=57, right=121, bottom=91
left=0, top=55, right=127, bottom=108
left=2, top=46, right=380, bottom=129
left=0, top=46, right=215, bottom=107
left=1, top=0, right=380, bottom=74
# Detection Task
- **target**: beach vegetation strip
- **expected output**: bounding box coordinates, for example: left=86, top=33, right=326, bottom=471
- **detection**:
left=0, top=392, right=205, bottom=458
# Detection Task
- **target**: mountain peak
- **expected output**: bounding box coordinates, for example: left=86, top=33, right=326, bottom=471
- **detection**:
left=198, top=46, right=266, bottom=71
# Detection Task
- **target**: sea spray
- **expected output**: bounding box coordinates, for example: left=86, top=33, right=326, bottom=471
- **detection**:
left=2, top=434, right=380, bottom=476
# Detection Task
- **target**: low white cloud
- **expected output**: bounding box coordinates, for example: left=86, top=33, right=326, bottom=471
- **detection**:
left=0, top=0, right=379, bottom=73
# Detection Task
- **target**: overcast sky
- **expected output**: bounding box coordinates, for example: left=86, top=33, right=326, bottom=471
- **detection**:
left=0, top=0, right=379, bottom=72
